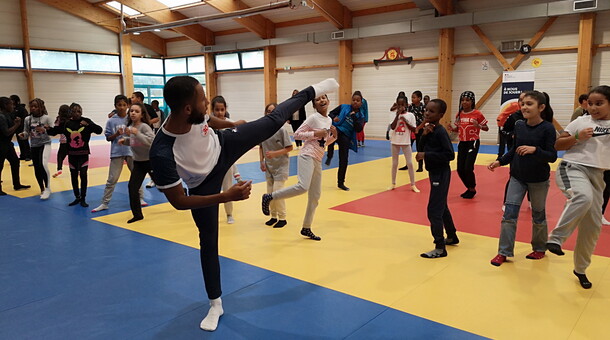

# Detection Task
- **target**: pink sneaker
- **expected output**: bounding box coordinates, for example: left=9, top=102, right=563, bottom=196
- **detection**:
left=491, top=254, right=506, bottom=266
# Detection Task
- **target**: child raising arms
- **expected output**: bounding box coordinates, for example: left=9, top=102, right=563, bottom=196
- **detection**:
left=546, top=85, right=610, bottom=289
left=389, top=94, right=419, bottom=192
left=487, top=91, right=557, bottom=266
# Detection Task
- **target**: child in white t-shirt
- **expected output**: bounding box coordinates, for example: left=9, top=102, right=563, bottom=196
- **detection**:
left=261, top=94, right=337, bottom=241
left=389, top=94, right=419, bottom=192
left=546, top=85, right=610, bottom=289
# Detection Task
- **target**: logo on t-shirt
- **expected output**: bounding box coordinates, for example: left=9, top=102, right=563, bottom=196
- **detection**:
left=592, top=126, right=610, bottom=137
left=201, top=124, right=209, bottom=136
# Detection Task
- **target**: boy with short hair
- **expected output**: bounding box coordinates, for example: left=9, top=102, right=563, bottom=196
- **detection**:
left=416, top=99, right=458, bottom=258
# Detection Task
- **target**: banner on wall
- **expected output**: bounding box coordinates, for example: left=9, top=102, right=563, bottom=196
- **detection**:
left=499, top=71, right=535, bottom=122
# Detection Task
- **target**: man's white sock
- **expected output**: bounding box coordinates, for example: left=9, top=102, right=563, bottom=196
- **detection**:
left=312, top=78, right=339, bottom=97
left=200, top=297, right=224, bottom=332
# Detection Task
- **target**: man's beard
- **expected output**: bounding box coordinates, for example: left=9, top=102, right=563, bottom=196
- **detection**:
left=187, top=107, right=205, bottom=124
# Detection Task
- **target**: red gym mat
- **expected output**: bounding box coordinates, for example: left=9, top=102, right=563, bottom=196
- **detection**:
left=333, top=165, right=610, bottom=257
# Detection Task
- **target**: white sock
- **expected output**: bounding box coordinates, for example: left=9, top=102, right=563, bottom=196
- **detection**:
left=312, top=78, right=339, bottom=97
left=200, top=297, right=223, bottom=332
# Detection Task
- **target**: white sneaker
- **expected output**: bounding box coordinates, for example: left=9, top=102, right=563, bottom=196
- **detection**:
left=91, top=203, right=109, bottom=213
left=411, top=185, right=420, bottom=193
left=602, top=216, right=610, bottom=225
left=227, top=215, right=235, bottom=224
left=501, top=205, right=505, bottom=212
left=140, top=199, right=149, bottom=207
left=146, top=180, right=156, bottom=188
left=388, top=184, right=395, bottom=190
left=40, top=188, right=51, bottom=200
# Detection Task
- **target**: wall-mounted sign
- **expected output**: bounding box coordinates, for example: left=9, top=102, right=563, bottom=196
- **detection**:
left=531, top=58, right=542, bottom=68
left=374, top=47, right=413, bottom=66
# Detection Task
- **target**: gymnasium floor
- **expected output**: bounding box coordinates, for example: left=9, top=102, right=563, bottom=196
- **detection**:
left=2, top=136, right=609, bottom=339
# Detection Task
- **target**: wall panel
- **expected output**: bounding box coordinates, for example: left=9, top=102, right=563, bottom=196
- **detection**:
left=0, top=0, right=23, bottom=46
left=34, top=73, right=121, bottom=125
left=217, top=72, right=265, bottom=123
left=0, top=71, right=28, bottom=99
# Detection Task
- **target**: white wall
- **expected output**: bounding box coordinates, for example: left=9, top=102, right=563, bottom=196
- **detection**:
left=34, top=73, right=121, bottom=124
left=217, top=72, right=265, bottom=123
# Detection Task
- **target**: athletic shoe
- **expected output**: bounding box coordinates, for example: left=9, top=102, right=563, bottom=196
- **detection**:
left=525, top=251, right=545, bottom=260
left=602, top=216, right=610, bottom=225
left=411, top=185, right=420, bottom=193
left=491, top=254, right=506, bottom=266
left=91, top=203, right=108, bottom=213
left=146, top=180, right=156, bottom=188
left=338, top=184, right=350, bottom=191
left=262, top=193, right=272, bottom=216
left=420, top=248, right=447, bottom=258
left=40, top=188, right=51, bottom=200
left=301, top=228, right=321, bottom=241
left=398, top=165, right=408, bottom=171
left=227, top=215, right=235, bottom=224
left=445, top=235, right=460, bottom=245
left=140, top=199, right=149, bottom=207
left=52, top=170, right=63, bottom=178
left=546, top=242, right=565, bottom=256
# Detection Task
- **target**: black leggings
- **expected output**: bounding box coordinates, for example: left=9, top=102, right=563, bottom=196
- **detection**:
left=457, top=140, right=480, bottom=190
left=31, top=144, right=50, bottom=191
left=128, top=160, right=152, bottom=219
left=326, top=131, right=351, bottom=186
left=68, top=154, right=89, bottom=198
left=57, top=143, right=68, bottom=171
left=188, top=86, right=316, bottom=300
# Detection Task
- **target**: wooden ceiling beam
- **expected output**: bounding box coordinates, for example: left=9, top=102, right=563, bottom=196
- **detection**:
left=206, top=0, right=275, bottom=39
left=116, top=0, right=214, bottom=45
left=311, top=0, right=351, bottom=29
left=37, top=0, right=166, bottom=55
left=428, top=0, right=454, bottom=16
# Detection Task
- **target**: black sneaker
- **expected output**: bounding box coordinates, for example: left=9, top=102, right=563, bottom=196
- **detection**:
left=573, top=270, right=592, bottom=289
left=13, top=184, right=31, bottom=191
left=546, top=242, right=565, bottom=256
left=325, top=157, right=332, bottom=166
left=265, top=218, right=278, bottom=226
left=301, top=228, right=321, bottom=241
left=399, top=165, right=408, bottom=170
left=338, top=184, right=350, bottom=191
left=274, top=220, right=287, bottom=228
left=462, top=190, right=476, bottom=199
left=261, top=193, right=273, bottom=216
left=445, top=235, right=460, bottom=245
left=420, top=248, right=447, bottom=258
left=68, top=197, right=81, bottom=206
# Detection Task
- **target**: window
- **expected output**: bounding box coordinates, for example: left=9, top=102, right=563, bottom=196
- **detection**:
left=187, top=56, right=205, bottom=73
left=78, top=53, right=120, bottom=73
left=105, top=1, right=141, bottom=16
left=165, top=58, right=187, bottom=74
left=158, top=0, right=201, bottom=8
left=133, top=75, right=165, bottom=86
left=132, top=57, right=164, bottom=75
left=31, top=50, right=77, bottom=70
left=215, top=53, right=240, bottom=71
left=240, top=50, right=264, bottom=69
left=0, top=49, right=24, bottom=68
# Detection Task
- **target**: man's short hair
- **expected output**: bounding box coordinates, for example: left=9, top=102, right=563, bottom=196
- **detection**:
left=164, top=76, right=200, bottom=112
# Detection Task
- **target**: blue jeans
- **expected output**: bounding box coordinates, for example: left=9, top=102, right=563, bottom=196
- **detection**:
left=498, top=176, right=549, bottom=257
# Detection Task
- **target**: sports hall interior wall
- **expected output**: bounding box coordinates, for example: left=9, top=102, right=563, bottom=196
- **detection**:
left=1, top=0, right=609, bottom=143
